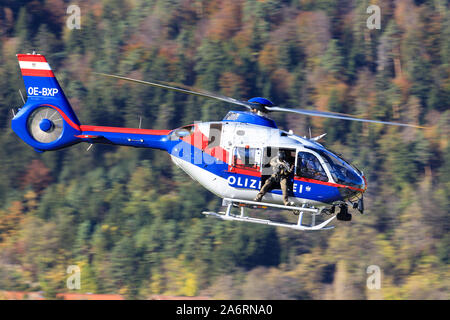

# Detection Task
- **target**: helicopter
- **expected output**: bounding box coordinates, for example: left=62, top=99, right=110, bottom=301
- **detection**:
left=11, top=53, right=425, bottom=231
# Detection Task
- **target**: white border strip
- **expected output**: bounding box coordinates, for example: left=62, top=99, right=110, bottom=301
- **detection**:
left=19, top=61, right=51, bottom=70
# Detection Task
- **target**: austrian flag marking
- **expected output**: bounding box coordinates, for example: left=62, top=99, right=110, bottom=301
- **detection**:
left=17, top=54, right=55, bottom=77
left=19, top=61, right=51, bottom=70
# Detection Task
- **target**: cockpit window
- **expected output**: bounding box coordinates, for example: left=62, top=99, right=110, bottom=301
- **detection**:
left=296, top=152, right=328, bottom=182
left=307, top=147, right=363, bottom=188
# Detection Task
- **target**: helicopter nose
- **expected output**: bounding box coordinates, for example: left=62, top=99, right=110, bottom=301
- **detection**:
left=361, top=175, right=367, bottom=193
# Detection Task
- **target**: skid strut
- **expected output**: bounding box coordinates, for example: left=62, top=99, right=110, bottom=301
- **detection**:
left=202, top=198, right=336, bottom=231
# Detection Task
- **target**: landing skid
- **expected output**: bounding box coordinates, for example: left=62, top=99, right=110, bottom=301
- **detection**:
left=202, top=198, right=336, bottom=231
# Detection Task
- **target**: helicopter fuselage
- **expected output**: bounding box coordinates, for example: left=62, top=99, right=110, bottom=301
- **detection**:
left=76, top=110, right=367, bottom=210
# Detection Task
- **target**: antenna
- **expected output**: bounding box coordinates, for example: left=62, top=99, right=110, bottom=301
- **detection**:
left=309, top=127, right=312, bottom=139
left=138, top=116, right=142, bottom=129
left=19, top=90, right=25, bottom=104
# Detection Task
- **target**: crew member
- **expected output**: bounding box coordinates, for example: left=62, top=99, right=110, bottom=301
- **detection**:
left=254, top=150, right=294, bottom=206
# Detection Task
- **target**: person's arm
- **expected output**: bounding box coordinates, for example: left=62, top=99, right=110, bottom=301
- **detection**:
left=282, top=160, right=293, bottom=173
left=270, top=157, right=278, bottom=167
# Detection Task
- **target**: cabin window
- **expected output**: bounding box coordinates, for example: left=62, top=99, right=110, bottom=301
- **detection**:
left=296, top=152, right=328, bottom=181
left=233, top=147, right=260, bottom=171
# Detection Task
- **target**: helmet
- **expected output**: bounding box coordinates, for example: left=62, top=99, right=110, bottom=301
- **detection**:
left=277, top=150, right=286, bottom=161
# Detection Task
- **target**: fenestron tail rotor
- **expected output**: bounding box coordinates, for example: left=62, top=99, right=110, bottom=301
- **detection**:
left=27, top=107, right=63, bottom=143
left=95, top=72, right=427, bottom=129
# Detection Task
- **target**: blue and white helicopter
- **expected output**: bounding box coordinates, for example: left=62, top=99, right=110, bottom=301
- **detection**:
left=11, top=53, right=424, bottom=231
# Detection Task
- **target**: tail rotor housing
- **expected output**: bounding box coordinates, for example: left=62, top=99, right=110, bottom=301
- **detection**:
left=11, top=53, right=81, bottom=151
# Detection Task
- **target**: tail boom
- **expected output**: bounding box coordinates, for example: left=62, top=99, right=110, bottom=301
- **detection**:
left=76, top=125, right=171, bottom=150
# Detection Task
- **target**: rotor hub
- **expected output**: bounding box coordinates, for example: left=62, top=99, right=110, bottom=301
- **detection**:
left=39, top=118, right=53, bottom=132
left=248, top=97, right=273, bottom=113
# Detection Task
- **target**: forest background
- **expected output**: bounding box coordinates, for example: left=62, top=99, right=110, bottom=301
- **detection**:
left=0, top=0, right=448, bottom=299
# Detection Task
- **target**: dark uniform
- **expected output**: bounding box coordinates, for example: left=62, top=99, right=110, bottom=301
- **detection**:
left=254, top=153, right=293, bottom=206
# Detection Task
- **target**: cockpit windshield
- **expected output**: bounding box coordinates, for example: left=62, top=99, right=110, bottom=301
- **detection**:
left=296, top=152, right=328, bottom=182
left=306, top=147, right=364, bottom=189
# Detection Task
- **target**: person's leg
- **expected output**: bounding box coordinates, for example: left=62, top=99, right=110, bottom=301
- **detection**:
left=280, top=178, right=289, bottom=205
left=254, top=178, right=273, bottom=201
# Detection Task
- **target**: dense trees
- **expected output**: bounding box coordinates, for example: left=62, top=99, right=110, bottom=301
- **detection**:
left=0, top=0, right=448, bottom=299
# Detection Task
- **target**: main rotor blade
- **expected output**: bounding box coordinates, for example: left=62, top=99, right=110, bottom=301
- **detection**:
left=94, top=72, right=254, bottom=110
left=266, top=106, right=427, bottom=129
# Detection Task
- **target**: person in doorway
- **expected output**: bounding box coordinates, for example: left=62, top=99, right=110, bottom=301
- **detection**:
left=254, top=150, right=294, bottom=206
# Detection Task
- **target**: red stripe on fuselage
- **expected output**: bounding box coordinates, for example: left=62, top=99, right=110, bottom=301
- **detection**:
left=230, top=167, right=261, bottom=177
left=227, top=170, right=362, bottom=192
left=80, top=125, right=170, bottom=136
left=294, top=176, right=364, bottom=192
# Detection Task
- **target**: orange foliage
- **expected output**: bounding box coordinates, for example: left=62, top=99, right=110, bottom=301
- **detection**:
left=232, top=27, right=253, bottom=51
left=296, top=11, right=330, bottom=60
left=271, top=68, right=293, bottom=97
left=158, top=43, right=180, bottom=77
left=202, top=0, right=222, bottom=17
left=20, top=159, right=52, bottom=193
left=313, top=75, right=348, bottom=109
left=90, top=2, right=104, bottom=18
left=395, top=0, right=419, bottom=31
left=258, top=43, right=278, bottom=73
left=0, top=201, right=24, bottom=242
left=417, top=8, right=443, bottom=64
left=43, top=0, right=65, bottom=25
left=56, top=292, right=125, bottom=300
left=158, top=44, right=179, bottom=64
left=335, top=82, right=349, bottom=101
left=207, top=0, right=243, bottom=41
left=393, top=74, right=412, bottom=100
left=123, top=42, right=146, bottom=53
left=2, top=7, right=14, bottom=31
left=219, top=72, right=247, bottom=97
left=312, top=79, right=349, bottom=129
